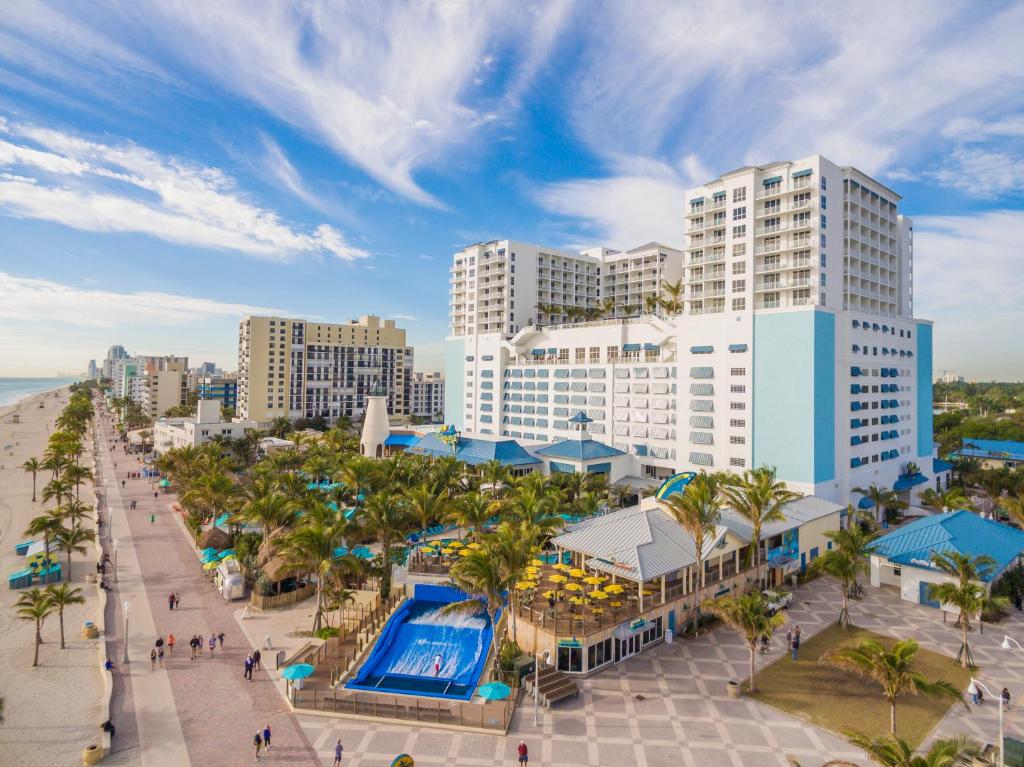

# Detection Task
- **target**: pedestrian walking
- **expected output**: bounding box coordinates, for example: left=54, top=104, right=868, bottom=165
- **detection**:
left=149, top=513, right=155, bottom=525
left=150, top=649, right=157, bottom=669
left=121, top=479, right=125, bottom=488
left=153, top=491, right=158, bottom=500
left=253, top=648, right=262, bottom=670
left=1003, top=687, right=1012, bottom=709
left=218, top=631, right=225, bottom=649
left=333, top=740, right=343, bottom=766
left=209, top=633, right=217, bottom=654
left=167, top=634, right=175, bottom=656
left=262, top=723, right=271, bottom=750
left=790, top=635, right=798, bottom=661
left=174, top=593, right=180, bottom=609
left=196, top=634, right=204, bottom=656
left=168, top=593, right=175, bottom=610
left=189, top=635, right=197, bottom=660
left=254, top=731, right=263, bottom=760
left=158, top=646, right=164, bottom=666
left=244, top=655, right=254, bottom=681
left=1015, top=592, right=1022, bottom=612
left=518, top=740, right=529, bottom=764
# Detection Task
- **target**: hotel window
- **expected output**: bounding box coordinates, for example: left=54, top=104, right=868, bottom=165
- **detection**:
left=729, top=419, right=746, bottom=427
left=732, top=225, right=746, bottom=239
left=820, top=234, right=827, bottom=248
left=732, top=243, right=746, bottom=257
left=732, top=280, right=745, bottom=292
left=821, top=215, right=827, bottom=229
left=821, top=177, right=827, bottom=191
left=732, top=298, right=745, bottom=311
left=575, top=348, right=586, bottom=363
left=589, top=347, right=600, bottom=363
left=730, top=436, right=746, bottom=444
left=732, top=206, right=746, bottom=221
left=821, top=195, right=827, bottom=209
left=730, top=384, right=746, bottom=393
left=732, top=261, right=746, bottom=274
left=733, top=187, right=747, bottom=203
left=730, top=367, right=746, bottom=376
left=730, top=457, right=746, bottom=467
left=730, top=402, right=746, bottom=410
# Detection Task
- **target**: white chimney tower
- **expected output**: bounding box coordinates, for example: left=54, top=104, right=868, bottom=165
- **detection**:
left=360, top=379, right=390, bottom=458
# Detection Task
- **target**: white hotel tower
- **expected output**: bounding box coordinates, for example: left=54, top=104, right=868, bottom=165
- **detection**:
left=444, top=155, right=935, bottom=507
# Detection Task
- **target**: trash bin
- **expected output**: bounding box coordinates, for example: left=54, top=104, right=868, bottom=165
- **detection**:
left=726, top=680, right=741, bottom=699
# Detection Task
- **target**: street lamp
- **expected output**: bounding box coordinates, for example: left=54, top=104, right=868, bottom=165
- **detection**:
left=533, top=649, right=550, bottom=727
left=121, top=600, right=132, bottom=664
left=967, top=677, right=1003, bottom=767
left=1001, top=635, right=1024, bottom=652
left=112, top=539, right=119, bottom=583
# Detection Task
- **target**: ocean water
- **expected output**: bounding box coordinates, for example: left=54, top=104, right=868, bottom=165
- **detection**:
left=0, top=377, right=79, bottom=408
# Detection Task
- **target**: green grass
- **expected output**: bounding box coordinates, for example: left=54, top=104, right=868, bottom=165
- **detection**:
left=749, top=624, right=972, bottom=748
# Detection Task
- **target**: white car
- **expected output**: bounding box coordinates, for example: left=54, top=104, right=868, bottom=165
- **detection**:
left=762, top=590, right=792, bottom=614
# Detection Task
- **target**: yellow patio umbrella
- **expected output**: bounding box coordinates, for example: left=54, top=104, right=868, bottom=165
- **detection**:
left=515, top=580, right=537, bottom=591
left=590, top=590, right=608, bottom=600
left=442, top=548, right=455, bottom=556
left=467, top=542, right=482, bottom=550
left=564, top=582, right=582, bottom=592
left=591, top=607, right=605, bottom=616
left=569, top=596, right=585, bottom=605
left=542, top=590, right=557, bottom=599
left=203, top=561, right=219, bottom=570
left=419, top=545, right=435, bottom=553
left=552, top=563, right=570, bottom=572
left=569, top=568, right=586, bottom=578
left=583, top=575, right=604, bottom=586
left=530, top=558, right=544, bottom=567
left=641, top=589, right=654, bottom=596
left=447, top=540, right=464, bottom=548
left=549, top=574, right=568, bottom=584
left=458, top=548, right=471, bottom=557
left=604, top=583, right=624, bottom=594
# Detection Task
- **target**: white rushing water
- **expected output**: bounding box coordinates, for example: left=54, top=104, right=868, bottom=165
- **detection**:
left=385, top=607, right=487, bottom=680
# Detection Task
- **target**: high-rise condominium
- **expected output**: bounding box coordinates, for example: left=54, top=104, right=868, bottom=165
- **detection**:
left=237, top=315, right=412, bottom=425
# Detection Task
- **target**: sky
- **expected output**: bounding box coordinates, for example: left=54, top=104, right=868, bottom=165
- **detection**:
left=0, top=1, right=1022, bottom=380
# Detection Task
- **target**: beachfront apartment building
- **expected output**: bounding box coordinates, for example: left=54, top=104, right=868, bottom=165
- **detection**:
left=237, top=314, right=413, bottom=426
left=444, top=155, right=935, bottom=508
left=152, top=399, right=255, bottom=456
left=194, top=375, right=238, bottom=413
left=409, top=372, right=445, bottom=420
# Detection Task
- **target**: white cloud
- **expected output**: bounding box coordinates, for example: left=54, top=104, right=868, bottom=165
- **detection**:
left=389, top=314, right=418, bottom=322
left=0, top=119, right=369, bottom=261
left=0, top=271, right=290, bottom=328
left=930, top=146, right=1024, bottom=199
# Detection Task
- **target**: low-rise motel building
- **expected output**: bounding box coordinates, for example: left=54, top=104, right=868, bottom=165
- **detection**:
left=510, top=474, right=842, bottom=675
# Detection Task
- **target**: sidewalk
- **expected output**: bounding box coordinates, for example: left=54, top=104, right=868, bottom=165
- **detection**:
left=99, top=412, right=319, bottom=764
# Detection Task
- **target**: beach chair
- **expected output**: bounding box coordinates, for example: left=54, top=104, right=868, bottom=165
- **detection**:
left=14, top=540, right=34, bottom=556
left=40, top=563, right=62, bottom=584
left=8, top=569, right=33, bottom=589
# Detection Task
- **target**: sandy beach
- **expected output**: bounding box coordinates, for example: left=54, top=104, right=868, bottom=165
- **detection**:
left=0, top=386, right=108, bottom=767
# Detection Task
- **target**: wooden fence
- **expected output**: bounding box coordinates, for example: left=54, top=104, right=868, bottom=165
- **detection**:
left=250, top=582, right=317, bottom=610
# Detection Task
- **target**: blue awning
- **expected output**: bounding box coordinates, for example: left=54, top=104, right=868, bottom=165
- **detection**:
left=934, top=458, right=954, bottom=474
left=858, top=496, right=876, bottom=509
left=622, top=343, right=641, bottom=352
left=894, top=473, right=929, bottom=492
left=547, top=348, right=558, bottom=354
left=792, top=168, right=812, bottom=178
left=763, top=176, right=782, bottom=185
left=852, top=320, right=860, bottom=327
left=728, top=344, right=748, bottom=352
left=465, top=356, right=474, bottom=361
left=531, top=349, right=545, bottom=356
left=690, top=345, right=714, bottom=354
left=713, top=191, right=726, bottom=199
left=384, top=433, right=420, bottom=447
left=482, top=355, right=493, bottom=361
left=643, top=343, right=660, bottom=351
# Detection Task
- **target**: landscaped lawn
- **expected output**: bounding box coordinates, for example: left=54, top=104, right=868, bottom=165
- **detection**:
left=750, top=624, right=972, bottom=747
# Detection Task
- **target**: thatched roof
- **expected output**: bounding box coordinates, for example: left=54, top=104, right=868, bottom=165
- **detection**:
left=198, top=527, right=232, bottom=550
left=256, top=527, right=288, bottom=567
left=262, top=555, right=297, bottom=582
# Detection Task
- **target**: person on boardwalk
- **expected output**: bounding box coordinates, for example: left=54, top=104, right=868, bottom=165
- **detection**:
left=168, top=593, right=175, bottom=610
left=244, top=654, right=254, bottom=680
left=253, top=648, right=262, bottom=671
left=167, top=634, right=175, bottom=656
left=1003, top=687, right=1012, bottom=709
left=174, top=593, right=180, bottom=609
left=150, top=513, right=155, bottom=525
left=209, top=633, right=217, bottom=655
left=189, top=635, right=197, bottom=660
left=157, top=646, right=164, bottom=666
left=262, top=723, right=271, bottom=750
left=333, top=740, right=343, bottom=765
left=196, top=634, right=204, bottom=657
left=150, top=649, right=157, bottom=669
left=518, top=740, right=529, bottom=764
left=253, top=731, right=263, bottom=760
left=217, top=631, right=225, bottom=649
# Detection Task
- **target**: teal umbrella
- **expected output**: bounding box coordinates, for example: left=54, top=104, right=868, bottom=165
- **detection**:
left=477, top=682, right=511, bottom=701
left=218, top=549, right=236, bottom=560
left=281, top=663, right=315, bottom=680
left=201, top=547, right=218, bottom=556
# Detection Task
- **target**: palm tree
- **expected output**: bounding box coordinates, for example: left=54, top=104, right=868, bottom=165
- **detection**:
left=703, top=591, right=785, bottom=693
left=16, top=588, right=55, bottom=667
left=24, top=509, right=65, bottom=580
left=722, top=467, right=800, bottom=587
left=844, top=731, right=981, bottom=767
left=504, top=487, right=563, bottom=539
left=447, top=493, right=500, bottom=541
left=917, top=488, right=972, bottom=514
left=490, top=520, right=538, bottom=643
left=404, top=484, right=450, bottom=543
left=978, top=469, right=1009, bottom=515
left=927, top=551, right=1007, bottom=668
left=45, top=584, right=85, bottom=649
left=41, top=477, right=73, bottom=508
left=952, top=455, right=981, bottom=491
left=643, top=294, right=659, bottom=315
left=809, top=544, right=865, bottom=628
left=444, top=546, right=510, bottom=671
left=600, top=297, right=617, bottom=319
left=239, top=492, right=292, bottom=543
left=660, top=472, right=723, bottom=632
left=279, top=518, right=348, bottom=633
left=62, top=464, right=93, bottom=501
left=854, top=483, right=907, bottom=524
left=269, top=416, right=293, bottom=439
left=180, top=469, right=238, bottom=525
left=54, top=524, right=94, bottom=580
left=362, top=495, right=414, bottom=597
left=61, top=499, right=93, bottom=531
left=21, top=457, right=41, bottom=502
left=822, top=639, right=964, bottom=735
left=659, top=279, right=685, bottom=315
left=480, top=460, right=511, bottom=499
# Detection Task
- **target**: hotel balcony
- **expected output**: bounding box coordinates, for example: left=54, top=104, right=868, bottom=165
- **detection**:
left=755, top=218, right=812, bottom=237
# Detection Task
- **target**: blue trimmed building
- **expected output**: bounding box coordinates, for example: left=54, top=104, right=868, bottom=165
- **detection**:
left=952, top=438, right=1024, bottom=470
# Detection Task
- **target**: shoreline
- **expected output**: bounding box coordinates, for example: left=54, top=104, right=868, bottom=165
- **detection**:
left=0, top=379, right=80, bottom=412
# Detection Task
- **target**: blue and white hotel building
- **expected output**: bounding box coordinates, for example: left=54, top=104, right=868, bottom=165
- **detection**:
left=444, top=155, right=935, bottom=508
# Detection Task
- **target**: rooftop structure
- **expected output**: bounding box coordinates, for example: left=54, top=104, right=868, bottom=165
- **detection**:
left=406, top=432, right=541, bottom=469
left=952, top=438, right=1024, bottom=468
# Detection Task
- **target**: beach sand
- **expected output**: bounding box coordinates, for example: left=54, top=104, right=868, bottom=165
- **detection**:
left=0, top=387, right=108, bottom=767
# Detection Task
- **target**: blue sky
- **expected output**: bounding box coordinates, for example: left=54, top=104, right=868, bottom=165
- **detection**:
left=0, top=0, right=1021, bottom=379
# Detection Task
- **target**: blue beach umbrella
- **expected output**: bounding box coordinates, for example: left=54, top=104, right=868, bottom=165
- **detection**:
left=201, top=547, right=218, bottom=556
left=477, top=682, right=511, bottom=701
left=281, top=663, right=315, bottom=680
left=218, top=549, right=236, bottom=560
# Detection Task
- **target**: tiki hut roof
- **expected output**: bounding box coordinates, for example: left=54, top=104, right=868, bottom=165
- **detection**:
left=256, top=527, right=288, bottom=567
left=262, top=555, right=297, bottom=582
left=198, top=526, right=232, bottom=550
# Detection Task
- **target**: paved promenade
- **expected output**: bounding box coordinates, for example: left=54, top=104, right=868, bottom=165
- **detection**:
left=97, top=412, right=318, bottom=765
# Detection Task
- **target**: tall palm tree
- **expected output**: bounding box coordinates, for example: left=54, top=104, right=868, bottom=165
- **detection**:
left=659, top=279, right=685, bottom=315
left=917, top=488, right=972, bottom=515
left=60, top=499, right=93, bottom=531
left=952, top=455, right=981, bottom=491
left=823, top=639, right=964, bottom=735
left=239, top=492, right=292, bottom=543
left=62, top=464, right=93, bottom=502
left=722, top=467, right=799, bottom=587
left=927, top=551, right=1007, bottom=668
left=444, top=546, right=510, bottom=671
left=41, top=477, right=73, bottom=508
left=854, top=483, right=907, bottom=523
left=504, top=487, right=563, bottom=539
left=490, top=520, right=538, bottom=643
left=660, top=472, right=724, bottom=632
left=404, top=484, right=450, bottom=543
left=180, top=469, right=238, bottom=525
left=16, top=588, right=55, bottom=667
left=447, top=493, right=500, bottom=541
left=45, top=584, right=85, bottom=650
left=54, top=524, right=94, bottom=580
left=844, top=731, right=981, bottom=767
left=21, top=457, right=41, bottom=502
left=269, top=416, right=293, bottom=439
left=978, top=468, right=1009, bottom=515
left=703, top=591, right=785, bottom=693
left=279, top=518, right=348, bottom=633
left=362, top=495, right=414, bottom=597
left=24, top=509, right=66, bottom=580
left=480, top=460, right=511, bottom=499
left=809, top=545, right=864, bottom=628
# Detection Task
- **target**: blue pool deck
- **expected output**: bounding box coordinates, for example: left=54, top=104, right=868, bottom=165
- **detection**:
left=346, top=584, right=497, bottom=701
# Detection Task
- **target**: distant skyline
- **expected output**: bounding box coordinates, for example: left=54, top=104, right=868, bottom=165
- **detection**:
left=0, top=1, right=1022, bottom=378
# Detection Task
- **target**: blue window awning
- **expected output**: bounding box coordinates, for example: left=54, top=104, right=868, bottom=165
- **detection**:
left=643, top=343, right=660, bottom=351
left=850, top=384, right=860, bottom=394
left=728, top=343, right=748, bottom=352
left=763, top=176, right=782, bottom=185
left=894, top=473, right=928, bottom=492
left=934, top=458, right=954, bottom=474
left=690, top=345, right=714, bottom=354
left=547, top=348, right=558, bottom=354
left=851, top=367, right=861, bottom=377
left=858, top=496, right=876, bottom=509
left=713, top=191, right=726, bottom=199
left=873, top=323, right=880, bottom=331
left=881, top=369, right=890, bottom=377
left=852, top=344, right=860, bottom=352
left=852, top=320, right=860, bottom=327
left=482, top=355, right=493, bottom=361
left=622, top=343, right=641, bottom=352
left=531, top=349, right=545, bottom=356
left=792, top=168, right=813, bottom=178
left=465, top=355, right=474, bottom=361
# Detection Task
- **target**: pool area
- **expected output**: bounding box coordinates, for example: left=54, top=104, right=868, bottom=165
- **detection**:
left=346, top=584, right=496, bottom=700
